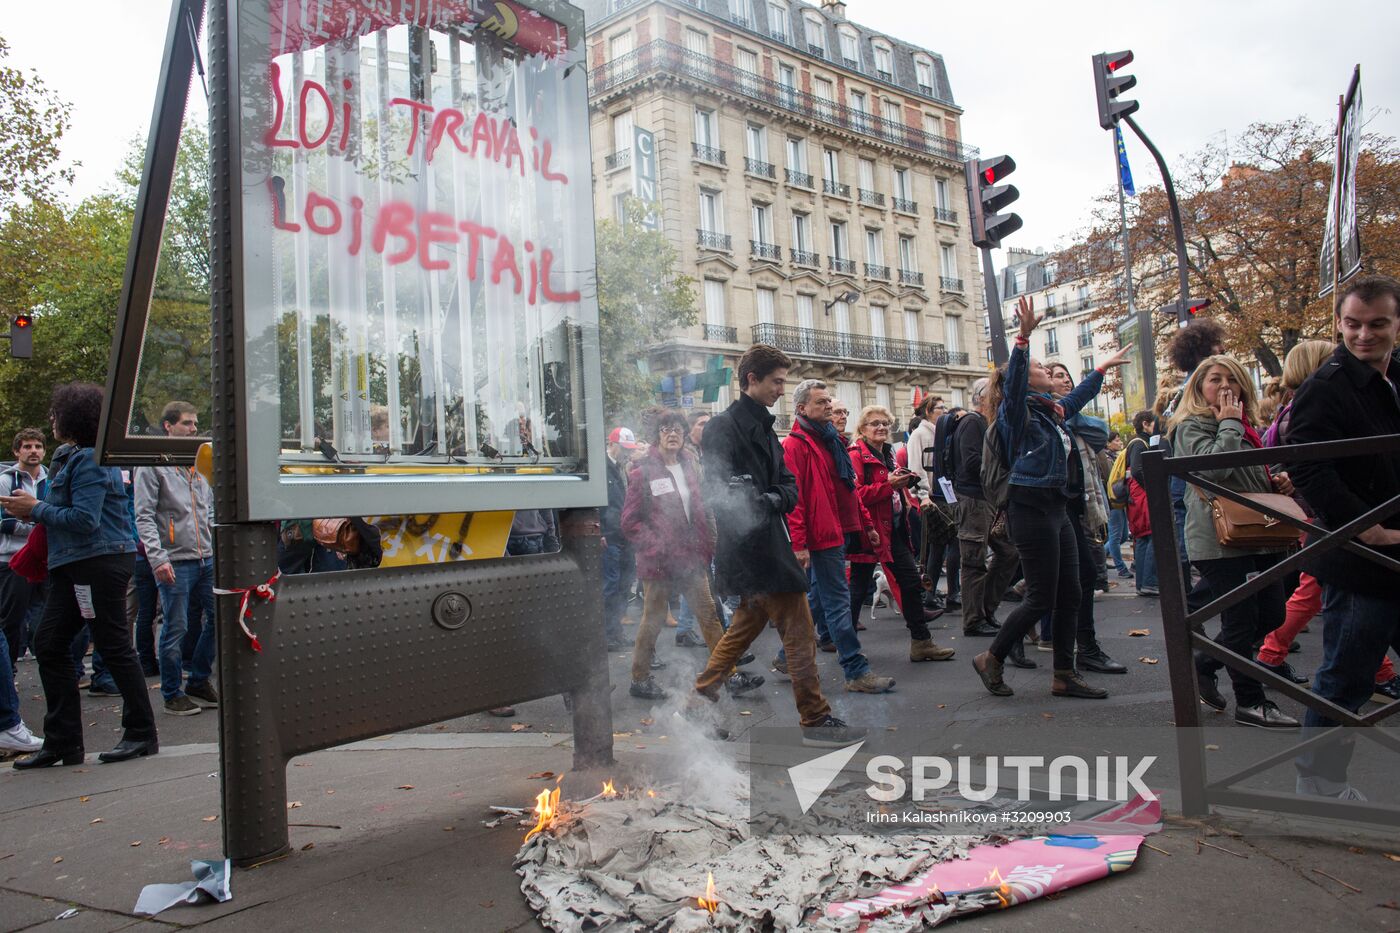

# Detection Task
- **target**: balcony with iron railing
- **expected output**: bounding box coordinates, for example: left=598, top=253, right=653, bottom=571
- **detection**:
left=791, top=248, right=820, bottom=268
left=940, top=276, right=964, bottom=292
left=1063, top=296, right=1096, bottom=313
left=604, top=149, right=631, bottom=172
left=692, top=142, right=726, bottom=165
left=876, top=69, right=893, bottom=82
left=744, top=157, right=776, bottom=178
left=1078, top=333, right=1095, bottom=349
left=750, top=240, right=782, bottom=261
left=858, top=188, right=886, bottom=207
left=697, top=229, right=732, bottom=251
left=829, top=256, right=856, bottom=275
left=934, top=206, right=958, bottom=223
left=899, top=269, right=925, bottom=288
left=865, top=263, right=890, bottom=281
left=808, top=43, right=826, bottom=57
left=590, top=41, right=978, bottom=165
left=892, top=196, right=918, bottom=214
left=751, top=323, right=955, bottom=369
left=822, top=179, right=851, bottom=198
left=704, top=324, right=738, bottom=343
left=785, top=168, right=814, bottom=188
left=729, top=14, right=751, bottom=29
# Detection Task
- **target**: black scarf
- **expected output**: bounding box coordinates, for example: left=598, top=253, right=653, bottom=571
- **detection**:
left=799, top=415, right=856, bottom=489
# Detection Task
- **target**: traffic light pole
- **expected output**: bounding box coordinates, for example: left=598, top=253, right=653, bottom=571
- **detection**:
left=1121, top=113, right=1193, bottom=327
left=981, top=247, right=1010, bottom=368
left=1114, top=132, right=1155, bottom=408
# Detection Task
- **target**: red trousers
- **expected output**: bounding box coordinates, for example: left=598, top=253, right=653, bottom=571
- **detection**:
left=1257, top=572, right=1396, bottom=683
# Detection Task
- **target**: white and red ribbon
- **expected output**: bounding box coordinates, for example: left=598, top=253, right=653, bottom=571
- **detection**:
left=213, top=570, right=282, bottom=652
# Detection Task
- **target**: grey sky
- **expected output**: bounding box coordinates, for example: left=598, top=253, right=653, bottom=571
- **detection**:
left=4, top=0, right=1397, bottom=264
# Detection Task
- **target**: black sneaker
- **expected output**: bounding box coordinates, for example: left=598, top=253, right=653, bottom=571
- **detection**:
left=1288, top=640, right=1301, bottom=654
left=944, top=595, right=961, bottom=611
left=1372, top=676, right=1400, bottom=703
left=87, top=681, right=121, bottom=697
left=1052, top=670, right=1109, bottom=699
left=1255, top=658, right=1309, bottom=685
left=726, top=671, right=766, bottom=697
left=629, top=677, right=667, bottom=701
left=163, top=696, right=202, bottom=717
left=801, top=715, right=867, bottom=748
left=675, top=630, right=706, bottom=648
left=1078, top=647, right=1128, bottom=674
left=185, top=681, right=220, bottom=707
left=737, top=652, right=755, bottom=667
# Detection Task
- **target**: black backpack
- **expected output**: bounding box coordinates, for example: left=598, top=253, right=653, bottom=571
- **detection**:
left=980, top=421, right=1011, bottom=511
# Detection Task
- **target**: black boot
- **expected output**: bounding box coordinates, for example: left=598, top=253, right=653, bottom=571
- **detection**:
left=1007, top=637, right=1037, bottom=670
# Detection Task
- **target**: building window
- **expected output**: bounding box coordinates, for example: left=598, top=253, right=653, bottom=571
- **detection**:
left=850, top=89, right=868, bottom=113
left=1045, top=327, right=1060, bottom=355
left=873, top=41, right=893, bottom=80
left=881, top=98, right=902, bottom=129
left=898, top=235, right=917, bottom=272
left=833, top=301, right=852, bottom=355
left=728, top=0, right=753, bottom=27
left=813, top=76, right=835, bottom=118
left=792, top=212, right=811, bottom=251
left=613, top=192, right=629, bottom=222
left=904, top=309, right=919, bottom=343
left=823, top=147, right=840, bottom=185
left=1046, top=292, right=1057, bottom=316
left=894, top=167, right=912, bottom=201
left=858, top=157, right=876, bottom=192
left=684, top=28, right=708, bottom=56
left=768, top=1, right=789, bottom=41
left=778, top=63, right=797, bottom=105
left=875, top=383, right=891, bottom=411
left=699, top=188, right=722, bottom=233
left=736, top=46, right=759, bottom=77
left=838, top=26, right=859, bottom=66
left=694, top=107, right=716, bottom=148
left=1078, top=319, right=1093, bottom=349
left=944, top=315, right=962, bottom=353
left=610, top=110, right=633, bottom=157
left=950, top=387, right=965, bottom=407
left=746, top=123, right=767, bottom=161
left=935, top=177, right=949, bottom=209
left=830, top=221, right=848, bottom=260
left=609, top=31, right=633, bottom=60
left=865, top=228, right=884, bottom=265
left=914, top=55, right=934, bottom=93
left=1081, top=355, right=1096, bottom=379
left=804, top=13, right=825, bottom=55
left=1013, top=267, right=1027, bottom=294
left=940, top=244, right=957, bottom=279
left=704, top=280, right=726, bottom=329
left=786, top=136, right=807, bottom=173
left=757, top=287, right=777, bottom=326
left=869, top=305, right=886, bottom=341
left=751, top=202, right=773, bottom=243
left=796, top=293, right=815, bottom=331
left=836, top=380, right=862, bottom=414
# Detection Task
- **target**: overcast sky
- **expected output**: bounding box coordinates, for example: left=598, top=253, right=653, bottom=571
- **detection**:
left=4, top=0, right=1398, bottom=263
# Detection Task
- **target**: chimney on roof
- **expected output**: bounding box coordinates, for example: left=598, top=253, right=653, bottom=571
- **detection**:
left=821, top=0, right=848, bottom=19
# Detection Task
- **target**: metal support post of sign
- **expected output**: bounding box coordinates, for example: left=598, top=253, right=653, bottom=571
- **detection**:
left=981, top=246, right=1009, bottom=367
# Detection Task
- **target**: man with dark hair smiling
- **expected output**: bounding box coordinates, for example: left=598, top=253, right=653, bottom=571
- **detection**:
left=693, top=345, right=860, bottom=746
left=1288, top=274, right=1400, bottom=800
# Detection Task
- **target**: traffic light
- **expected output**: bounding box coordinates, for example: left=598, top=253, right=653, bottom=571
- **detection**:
left=1092, top=50, right=1139, bottom=130
left=965, top=155, right=1023, bottom=250
left=1157, top=297, right=1212, bottom=322
left=9, top=313, right=32, bottom=359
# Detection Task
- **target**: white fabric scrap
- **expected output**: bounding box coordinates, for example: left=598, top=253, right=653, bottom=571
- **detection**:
left=134, top=859, right=232, bottom=916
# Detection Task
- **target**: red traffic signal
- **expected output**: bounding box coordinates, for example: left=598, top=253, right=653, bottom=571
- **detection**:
left=965, top=155, right=1022, bottom=250
left=1105, top=50, right=1134, bottom=72
left=9, top=313, right=33, bottom=358
left=1092, top=50, right=1139, bottom=130
left=14, top=313, right=31, bottom=328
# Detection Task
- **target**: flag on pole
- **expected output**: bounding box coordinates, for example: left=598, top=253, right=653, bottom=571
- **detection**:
left=1320, top=66, right=1363, bottom=297
left=1115, top=126, right=1136, bottom=197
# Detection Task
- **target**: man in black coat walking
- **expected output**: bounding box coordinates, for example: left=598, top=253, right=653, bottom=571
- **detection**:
left=693, top=345, right=861, bottom=746
left=1289, top=275, right=1400, bottom=800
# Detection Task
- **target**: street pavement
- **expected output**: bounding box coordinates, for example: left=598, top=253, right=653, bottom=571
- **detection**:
left=2, top=583, right=1398, bottom=931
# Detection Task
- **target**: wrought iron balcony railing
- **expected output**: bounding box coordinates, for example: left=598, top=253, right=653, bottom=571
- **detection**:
left=858, top=188, right=886, bottom=207
left=940, top=276, right=964, bottom=292
left=899, top=269, right=925, bottom=287
left=692, top=142, right=727, bottom=165
left=604, top=149, right=631, bottom=172
left=697, top=229, right=732, bottom=251
left=790, top=248, right=820, bottom=268
left=829, top=257, right=856, bottom=275
left=822, top=179, right=851, bottom=198
left=590, top=41, right=977, bottom=164
left=704, top=324, right=738, bottom=343
left=785, top=168, right=814, bottom=188
left=934, top=206, right=958, bottom=223
left=750, top=240, right=782, bottom=261
left=751, top=323, right=953, bottom=368
left=744, top=157, right=776, bottom=178
left=892, top=196, right=918, bottom=214
left=864, top=263, right=890, bottom=280
left=1078, top=334, right=1095, bottom=349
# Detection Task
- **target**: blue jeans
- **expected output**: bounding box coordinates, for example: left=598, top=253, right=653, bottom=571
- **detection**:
left=1105, top=509, right=1129, bottom=573
left=0, top=623, right=18, bottom=730
left=602, top=542, right=634, bottom=643
left=674, top=594, right=697, bottom=635
left=507, top=534, right=546, bottom=556
left=781, top=545, right=868, bottom=681
left=1170, top=475, right=1190, bottom=563
left=132, top=557, right=160, bottom=666
left=1296, top=585, right=1400, bottom=786
left=156, top=558, right=217, bottom=701
left=1134, top=534, right=1158, bottom=591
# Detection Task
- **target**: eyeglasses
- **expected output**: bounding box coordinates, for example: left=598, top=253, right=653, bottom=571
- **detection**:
left=866, top=420, right=892, bottom=428
left=659, top=426, right=684, bottom=436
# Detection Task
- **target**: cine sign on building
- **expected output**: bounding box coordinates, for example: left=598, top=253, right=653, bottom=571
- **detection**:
left=632, top=125, right=659, bottom=230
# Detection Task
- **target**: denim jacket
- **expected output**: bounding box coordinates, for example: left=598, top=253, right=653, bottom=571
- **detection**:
left=997, top=343, right=1104, bottom=489
left=31, top=444, right=137, bottom=569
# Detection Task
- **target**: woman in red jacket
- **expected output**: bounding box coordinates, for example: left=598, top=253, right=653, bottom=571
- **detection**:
left=621, top=410, right=764, bottom=701
left=847, top=406, right=956, bottom=663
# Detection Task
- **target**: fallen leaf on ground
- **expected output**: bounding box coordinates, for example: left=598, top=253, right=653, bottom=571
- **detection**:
left=301, top=843, right=315, bottom=851
left=129, top=841, right=141, bottom=847
left=53, top=856, right=63, bottom=863
left=158, top=837, right=171, bottom=846
left=479, top=900, right=494, bottom=909
left=1128, top=628, right=1151, bottom=637
left=202, top=816, right=218, bottom=822
left=885, top=725, right=897, bottom=731
left=397, top=785, right=415, bottom=790
left=1205, top=744, right=1220, bottom=751
left=286, top=801, right=303, bottom=809
left=89, top=818, right=103, bottom=825
left=78, top=797, right=90, bottom=803
left=527, top=771, right=555, bottom=780
left=1378, top=899, right=1398, bottom=910
left=1042, top=713, right=1054, bottom=719
left=443, top=826, right=455, bottom=832
left=739, top=711, right=752, bottom=716
left=1348, top=846, right=1365, bottom=854
left=325, top=789, right=335, bottom=795
left=640, top=718, right=654, bottom=727
left=510, top=723, right=531, bottom=732
left=1384, top=853, right=1400, bottom=862
left=1138, top=657, right=1160, bottom=665
left=937, top=704, right=946, bottom=709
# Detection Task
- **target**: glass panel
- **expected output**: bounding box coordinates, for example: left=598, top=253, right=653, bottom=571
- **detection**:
left=235, top=1, right=596, bottom=514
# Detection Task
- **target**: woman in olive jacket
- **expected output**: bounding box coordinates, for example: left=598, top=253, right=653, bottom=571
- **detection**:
left=1171, top=354, right=1299, bottom=730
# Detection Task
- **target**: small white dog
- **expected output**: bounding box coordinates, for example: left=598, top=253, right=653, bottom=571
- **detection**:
left=871, top=568, right=894, bottom=616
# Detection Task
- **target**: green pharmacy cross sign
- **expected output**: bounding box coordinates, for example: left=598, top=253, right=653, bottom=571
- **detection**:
left=657, top=356, right=733, bottom=405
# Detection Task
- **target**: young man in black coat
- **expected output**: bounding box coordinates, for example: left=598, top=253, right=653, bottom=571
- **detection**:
left=693, top=345, right=861, bottom=746
left=1289, top=275, right=1400, bottom=800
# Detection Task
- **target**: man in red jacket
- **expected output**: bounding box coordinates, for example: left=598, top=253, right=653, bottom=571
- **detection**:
left=781, top=380, right=895, bottom=694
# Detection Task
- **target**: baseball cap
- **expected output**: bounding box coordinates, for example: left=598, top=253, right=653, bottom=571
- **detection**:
left=608, top=427, right=639, bottom=449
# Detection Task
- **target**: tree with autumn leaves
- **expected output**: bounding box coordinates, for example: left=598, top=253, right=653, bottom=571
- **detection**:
left=1056, top=116, right=1400, bottom=377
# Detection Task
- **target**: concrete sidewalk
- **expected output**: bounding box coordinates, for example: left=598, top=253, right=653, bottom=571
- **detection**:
left=3, top=731, right=1398, bottom=932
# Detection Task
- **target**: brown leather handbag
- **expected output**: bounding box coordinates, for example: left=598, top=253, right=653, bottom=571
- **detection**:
left=1195, top=488, right=1305, bottom=549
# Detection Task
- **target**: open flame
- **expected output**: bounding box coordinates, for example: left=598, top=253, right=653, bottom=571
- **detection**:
left=602, top=780, right=617, bottom=798
left=646, top=788, right=657, bottom=798
left=980, top=867, right=1012, bottom=907
left=696, top=871, right=719, bottom=914
left=524, top=785, right=561, bottom=843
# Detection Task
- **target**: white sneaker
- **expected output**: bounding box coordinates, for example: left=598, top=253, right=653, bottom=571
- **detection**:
left=1296, top=774, right=1367, bottom=801
left=0, top=721, right=44, bottom=754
